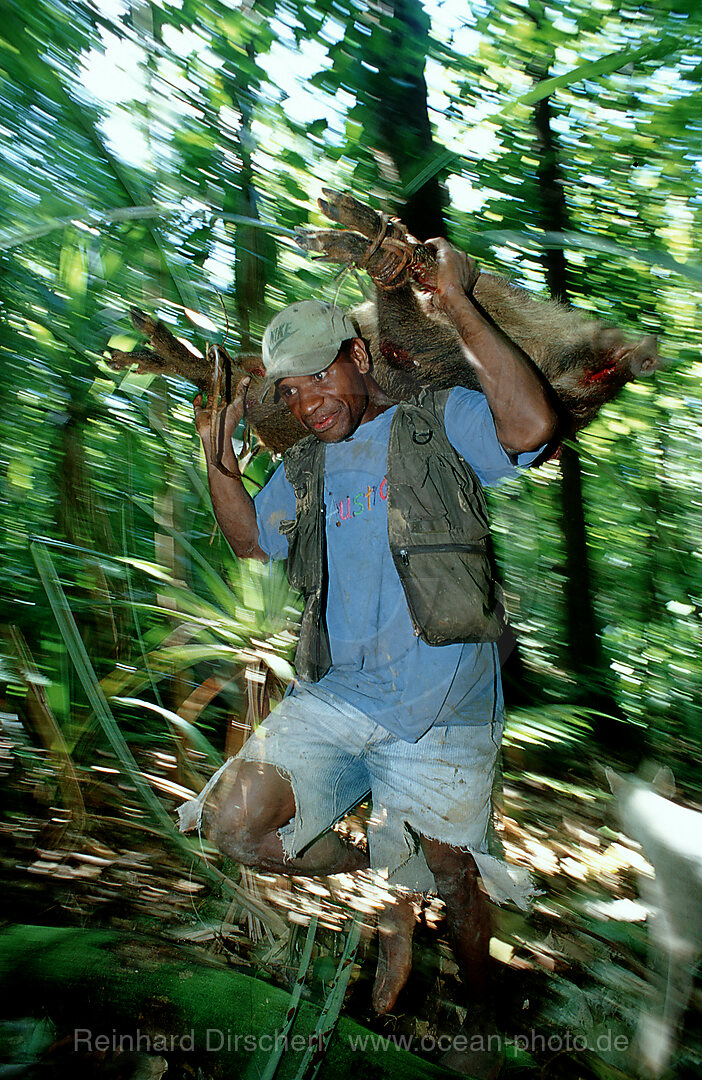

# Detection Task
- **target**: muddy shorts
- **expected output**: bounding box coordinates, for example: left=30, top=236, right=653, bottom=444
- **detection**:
left=179, top=686, right=535, bottom=909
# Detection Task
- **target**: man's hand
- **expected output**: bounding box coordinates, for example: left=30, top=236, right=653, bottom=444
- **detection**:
left=194, top=375, right=266, bottom=562
left=421, top=237, right=557, bottom=455
left=194, top=375, right=250, bottom=466
left=427, top=238, right=480, bottom=314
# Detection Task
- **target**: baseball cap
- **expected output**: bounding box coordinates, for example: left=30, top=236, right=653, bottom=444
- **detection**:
left=261, top=300, right=357, bottom=400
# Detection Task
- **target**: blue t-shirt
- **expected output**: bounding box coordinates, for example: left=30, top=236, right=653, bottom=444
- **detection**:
left=255, top=387, right=536, bottom=742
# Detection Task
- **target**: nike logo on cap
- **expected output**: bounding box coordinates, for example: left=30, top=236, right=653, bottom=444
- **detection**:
left=268, top=321, right=298, bottom=354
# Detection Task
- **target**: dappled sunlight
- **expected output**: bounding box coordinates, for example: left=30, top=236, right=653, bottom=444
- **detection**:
left=3, top=643, right=702, bottom=1076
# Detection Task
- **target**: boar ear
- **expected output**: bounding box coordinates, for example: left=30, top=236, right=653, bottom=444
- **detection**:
left=239, top=354, right=266, bottom=378
left=651, top=766, right=675, bottom=798
left=612, top=334, right=659, bottom=376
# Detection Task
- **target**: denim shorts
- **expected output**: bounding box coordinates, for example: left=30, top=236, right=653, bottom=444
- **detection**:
left=180, top=685, right=535, bottom=907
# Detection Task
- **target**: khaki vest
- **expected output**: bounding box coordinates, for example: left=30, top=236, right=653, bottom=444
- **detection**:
left=280, top=390, right=505, bottom=682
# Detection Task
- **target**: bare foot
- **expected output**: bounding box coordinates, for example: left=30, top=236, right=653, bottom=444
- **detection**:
left=372, top=896, right=418, bottom=1015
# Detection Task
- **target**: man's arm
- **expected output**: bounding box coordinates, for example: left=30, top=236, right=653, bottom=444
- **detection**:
left=194, top=376, right=267, bottom=562
left=429, top=238, right=558, bottom=455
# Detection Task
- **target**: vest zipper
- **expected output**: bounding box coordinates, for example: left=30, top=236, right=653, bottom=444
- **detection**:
left=398, top=542, right=485, bottom=562
left=397, top=542, right=487, bottom=637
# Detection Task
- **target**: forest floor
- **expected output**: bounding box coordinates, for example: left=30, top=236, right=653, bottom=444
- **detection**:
left=0, top=710, right=700, bottom=1080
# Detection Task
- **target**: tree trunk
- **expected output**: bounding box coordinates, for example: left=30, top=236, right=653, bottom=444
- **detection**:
left=532, top=89, right=603, bottom=672
left=359, top=0, right=536, bottom=703
left=358, top=0, right=445, bottom=240
left=531, top=74, right=635, bottom=752
left=224, top=32, right=275, bottom=351
left=532, top=89, right=603, bottom=677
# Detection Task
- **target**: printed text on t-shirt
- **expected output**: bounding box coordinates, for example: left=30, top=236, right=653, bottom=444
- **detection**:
left=333, top=477, right=388, bottom=523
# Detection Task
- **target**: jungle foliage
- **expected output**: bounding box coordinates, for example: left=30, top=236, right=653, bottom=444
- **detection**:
left=1, top=1, right=701, bottom=1077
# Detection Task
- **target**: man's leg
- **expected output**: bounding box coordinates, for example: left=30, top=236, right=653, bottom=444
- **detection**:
left=420, top=838, right=491, bottom=1000
left=207, top=757, right=422, bottom=1015
left=206, top=759, right=368, bottom=876
left=371, top=842, right=493, bottom=1021
left=372, top=890, right=420, bottom=1014
left=421, top=836, right=501, bottom=1078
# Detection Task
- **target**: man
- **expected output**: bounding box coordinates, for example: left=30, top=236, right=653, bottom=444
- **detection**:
left=183, top=238, right=557, bottom=1074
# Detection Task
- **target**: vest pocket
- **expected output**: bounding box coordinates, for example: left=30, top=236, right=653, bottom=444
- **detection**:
left=279, top=516, right=316, bottom=593
left=394, top=544, right=504, bottom=645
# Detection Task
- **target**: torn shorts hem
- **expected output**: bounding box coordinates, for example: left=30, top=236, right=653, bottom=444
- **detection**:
left=177, top=689, right=537, bottom=912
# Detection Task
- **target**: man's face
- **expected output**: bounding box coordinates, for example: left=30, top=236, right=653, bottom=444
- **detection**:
left=277, top=341, right=370, bottom=442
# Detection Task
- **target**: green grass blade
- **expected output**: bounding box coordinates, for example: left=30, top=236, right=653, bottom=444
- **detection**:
left=121, top=505, right=164, bottom=708
left=293, top=915, right=362, bottom=1080
left=112, top=696, right=222, bottom=767
left=131, top=494, right=237, bottom=611
left=31, top=540, right=175, bottom=833
left=31, top=541, right=286, bottom=934
left=258, top=915, right=319, bottom=1080
left=117, top=389, right=210, bottom=504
